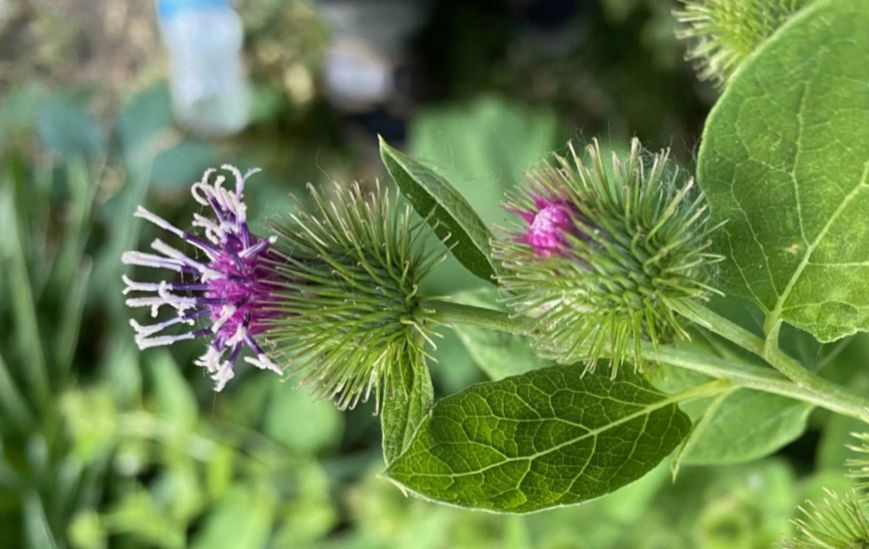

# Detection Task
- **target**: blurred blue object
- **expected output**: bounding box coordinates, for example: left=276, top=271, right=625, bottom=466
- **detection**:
left=156, top=0, right=250, bottom=135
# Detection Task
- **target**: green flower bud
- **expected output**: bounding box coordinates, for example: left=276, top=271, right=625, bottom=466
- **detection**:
left=675, top=0, right=812, bottom=85
left=263, top=181, right=441, bottom=410
left=493, top=138, right=722, bottom=372
left=784, top=489, right=869, bottom=548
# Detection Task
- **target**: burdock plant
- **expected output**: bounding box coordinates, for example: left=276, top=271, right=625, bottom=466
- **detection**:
left=123, top=168, right=440, bottom=409
left=493, top=138, right=721, bottom=371
left=675, top=0, right=812, bottom=85
left=117, top=0, right=869, bottom=531
left=262, top=181, right=442, bottom=410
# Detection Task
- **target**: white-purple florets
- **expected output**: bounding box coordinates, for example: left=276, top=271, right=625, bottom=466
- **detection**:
left=122, top=165, right=283, bottom=391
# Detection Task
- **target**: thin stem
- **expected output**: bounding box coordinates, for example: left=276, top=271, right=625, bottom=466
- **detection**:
left=643, top=344, right=869, bottom=423
left=420, top=299, right=869, bottom=424
left=672, top=299, right=869, bottom=424
left=672, top=379, right=733, bottom=403
left=670, top=299, right=765, bottom=355
left=420, top=300, right=529, bottom=333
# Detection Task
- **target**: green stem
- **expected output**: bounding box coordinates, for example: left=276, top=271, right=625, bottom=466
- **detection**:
left=672, top=299, right=869, bottom=424
left=421, top=300, right=529, bottom=333
left=420, top=299, right=869, bottom=424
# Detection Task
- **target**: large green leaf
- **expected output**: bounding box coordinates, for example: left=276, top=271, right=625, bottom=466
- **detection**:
left=386, top=365, right=691, bottom=513
left=381, top=352, right=434, bottom=465
left=697, top=0, right=869, bottom=342
left=379, top=137, right=498, bottom=282
left=36, top=95, right=104, bottom=160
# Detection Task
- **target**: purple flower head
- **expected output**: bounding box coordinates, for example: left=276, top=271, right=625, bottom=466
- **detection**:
left=515, top=196, right=577, bottom=257
left=122, top=165, right=283, bottom=391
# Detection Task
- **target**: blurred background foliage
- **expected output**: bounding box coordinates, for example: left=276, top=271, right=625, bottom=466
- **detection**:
left=0, top=0, right=862, bottom=547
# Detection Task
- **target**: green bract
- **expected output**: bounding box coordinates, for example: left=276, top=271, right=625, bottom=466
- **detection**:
left=493, top=139, right=721, bottom=371
left=263, top=182, right=442, bottom=410
left=675, top=0, right=811, bottom=85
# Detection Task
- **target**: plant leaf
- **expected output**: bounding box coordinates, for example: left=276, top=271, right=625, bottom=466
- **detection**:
left=651, top=363, right=812, bottom=467
left=379, top=136, right=498, bottom=282
left=697, top=0, right=869, bottom=342
left=681, top=389, right=812, bottom=465
left=386, top=365, right=691, bottom=513
left=409, top=96, right=558, bottom=229
left=381, top=352, right=434, bottom=464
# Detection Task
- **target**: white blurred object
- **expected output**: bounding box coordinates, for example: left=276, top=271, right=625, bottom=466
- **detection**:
left=322, top=39, right=393, bottom=111
left=0, top=0, right=14, bottom=26
left=314, top=0, right=429, bottom=111
left=156, top=0, right=250, bottom=136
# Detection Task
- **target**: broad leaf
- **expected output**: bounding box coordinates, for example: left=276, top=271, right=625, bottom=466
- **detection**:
left=450, top=288, right=553, bottom=380
left=386, top=365, right=691, bottom=513
left=381, top=353, right=434, bottom=464
left=681, top=389, right=812, bottom=465
left=697, top=0, right=869, bottom=342
left=36, top=95, right=104, bottom=160
left=379, top=137, right=498, bottom=282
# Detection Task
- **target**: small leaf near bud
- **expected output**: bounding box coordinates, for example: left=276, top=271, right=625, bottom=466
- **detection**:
left=493, top=138, right=722, bottom=373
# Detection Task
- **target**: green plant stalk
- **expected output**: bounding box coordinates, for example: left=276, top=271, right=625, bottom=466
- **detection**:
left=671, top=299, right=869, bottom=424
left=421, top=299, right=869, bottom=424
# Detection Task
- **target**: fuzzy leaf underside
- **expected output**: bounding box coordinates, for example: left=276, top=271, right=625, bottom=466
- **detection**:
left=379, top=137, right=498, bottom=283
left=386, top=365, right=691, bottom=513
left=697, top=0, right=869, bottom=342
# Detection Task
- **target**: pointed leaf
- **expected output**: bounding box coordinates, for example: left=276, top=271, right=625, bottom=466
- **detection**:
left=386, top=365, right=691, bottom=513
left=380, top=137, right=497, bottom=282
left=381, top=352, right=434, bottom=464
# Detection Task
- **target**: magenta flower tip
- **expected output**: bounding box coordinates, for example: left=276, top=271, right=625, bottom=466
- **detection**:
left=122, top=165, right=283, bottom=391
left=517, top=197, right=576, bottom=257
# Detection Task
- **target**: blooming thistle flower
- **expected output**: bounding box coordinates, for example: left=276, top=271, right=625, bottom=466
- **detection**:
left=493, top=138, right=722, bottom=373
left=122, top=165, right=284, bottom=391
left=262, top=181, right=443, bottom=410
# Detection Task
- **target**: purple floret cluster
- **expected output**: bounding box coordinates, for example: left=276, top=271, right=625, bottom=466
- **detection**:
left=122, top=166, right=283, bottom=391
